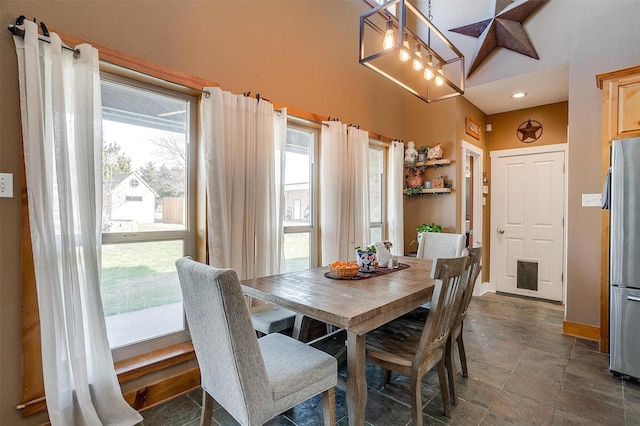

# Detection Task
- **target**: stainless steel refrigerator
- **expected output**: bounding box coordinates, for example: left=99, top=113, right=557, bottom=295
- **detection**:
left=610, top=137, right=640, bottom=378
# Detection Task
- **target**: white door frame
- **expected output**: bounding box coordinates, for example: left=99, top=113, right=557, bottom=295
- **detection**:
left=461, top=141, right=489, bottom=296
left=489, top=143, right=568, bottom=303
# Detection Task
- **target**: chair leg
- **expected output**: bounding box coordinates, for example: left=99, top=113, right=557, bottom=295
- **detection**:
left=380, top=367, right=391, bottom=387
left=322, top=387, right=336, bottom=426
left=410, top=374, right=424, bottom=426
left=201, top=390, right=215, bottom=426
left=436, top=359, right=451, bottom=418
left=445, top=337, right=458, bottom=406
left=292, top=314, right=311, bottom=341
left=457, top=333, right=468, bottom=378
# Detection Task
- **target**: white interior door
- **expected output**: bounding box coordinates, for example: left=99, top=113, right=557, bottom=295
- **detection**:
left=491, top=146, right=565, bottom=302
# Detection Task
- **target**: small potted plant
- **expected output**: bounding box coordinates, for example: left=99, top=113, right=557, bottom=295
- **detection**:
left=355, top=244, right=378, bottom=272
left=411, top=222, right=442, bottom=245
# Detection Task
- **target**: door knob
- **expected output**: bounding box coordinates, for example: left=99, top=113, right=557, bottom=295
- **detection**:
left=497, top=228, right=505, bottom=234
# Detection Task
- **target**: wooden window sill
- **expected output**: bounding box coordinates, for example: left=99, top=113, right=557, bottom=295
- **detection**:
left=19, top=342, right=197, bottom=416
left=115, top=341, right=196, bottom=383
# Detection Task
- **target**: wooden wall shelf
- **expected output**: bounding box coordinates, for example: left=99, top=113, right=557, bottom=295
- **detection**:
left=403, top=188, right=452, bottom=195
left=410, top=159, right=452, bottom=168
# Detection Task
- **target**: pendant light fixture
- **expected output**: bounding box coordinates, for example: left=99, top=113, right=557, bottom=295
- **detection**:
left=359, top=0, right=465, bottom=103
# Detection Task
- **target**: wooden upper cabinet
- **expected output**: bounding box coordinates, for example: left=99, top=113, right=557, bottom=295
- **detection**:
left=597, top=65, right=640, bottom=142
left=597, top=64, right=640, bottom=354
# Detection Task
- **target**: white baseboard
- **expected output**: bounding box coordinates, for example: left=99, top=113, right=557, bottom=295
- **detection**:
left=473, top=281, right=495, bottom=297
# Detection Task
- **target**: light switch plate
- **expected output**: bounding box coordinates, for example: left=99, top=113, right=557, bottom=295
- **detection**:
left=581, top=193, right=601, bottom=207
left=0, top=173, right=13, bottom=198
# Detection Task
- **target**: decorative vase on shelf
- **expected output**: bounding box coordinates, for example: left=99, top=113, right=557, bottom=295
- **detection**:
left=427, top=143, right=443, bottom=160
left=406, top=171, right=424, bottom=188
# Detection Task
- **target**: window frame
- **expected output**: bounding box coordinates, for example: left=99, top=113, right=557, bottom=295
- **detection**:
left=99, top=72, right=198, bottom=361
left=369, top=140, right=388, bottom=242
left=283, top=118, right=320, bottom=270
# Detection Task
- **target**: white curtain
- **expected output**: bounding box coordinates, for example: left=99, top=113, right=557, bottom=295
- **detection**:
left=388, top=140, right=405, bottom=255
left=14, top=21, right=142, bottom=426
left=201, top=87, right=286, bottom=279
left=320, top=122, right=371, bottom=264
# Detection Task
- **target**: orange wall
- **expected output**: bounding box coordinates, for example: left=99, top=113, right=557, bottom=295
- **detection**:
left=404, top=95, right=488, bottom=284
left=487, top=102, right=568, bottom=150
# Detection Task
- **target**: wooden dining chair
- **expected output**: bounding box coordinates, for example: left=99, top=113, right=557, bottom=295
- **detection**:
left=365, top=256, right=469, bottom=424
left=176, top=257, right=337, bottom=426
left=446, top=246, right=483, bottom=405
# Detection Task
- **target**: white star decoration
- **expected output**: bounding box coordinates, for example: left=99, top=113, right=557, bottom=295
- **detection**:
left=449, top=0, right=549, bottom=77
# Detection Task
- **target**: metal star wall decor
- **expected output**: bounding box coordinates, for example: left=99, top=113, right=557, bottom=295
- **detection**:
left=449, top=0, right=549, bottom=77
left=517, top=119, right=543, bottom=143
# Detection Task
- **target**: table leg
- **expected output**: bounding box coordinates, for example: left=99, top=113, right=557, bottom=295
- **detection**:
left=346, top=330, right=366, bottom=426
left=292, top=314, right=310, bottom=341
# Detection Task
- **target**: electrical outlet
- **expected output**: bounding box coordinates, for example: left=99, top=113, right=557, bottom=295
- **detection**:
left=581, top=193, right=601, bottom=207
left=0, top=173, right=13, bottom=198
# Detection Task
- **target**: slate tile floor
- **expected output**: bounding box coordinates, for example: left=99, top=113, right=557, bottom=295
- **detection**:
left=139, top=293, right=640, bottom=425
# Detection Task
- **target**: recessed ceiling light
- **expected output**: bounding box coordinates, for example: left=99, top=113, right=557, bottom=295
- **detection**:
left=511, top=92, right=527, bottom=98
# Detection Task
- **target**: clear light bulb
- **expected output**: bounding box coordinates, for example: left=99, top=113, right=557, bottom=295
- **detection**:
left=412, top=44, right=423, bottom=71
left=424, top=68, right=434, bottom=80
left=399, top=33, right=411, bottom=62
left=435, top=64, right=444, bottom=86
left=383, top=20, right=394, bottom=50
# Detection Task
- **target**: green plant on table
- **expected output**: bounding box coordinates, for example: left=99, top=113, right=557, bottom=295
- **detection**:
left=355, top=244, right=377, bottom=254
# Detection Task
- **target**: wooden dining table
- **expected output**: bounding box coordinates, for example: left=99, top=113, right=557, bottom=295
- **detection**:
left=241, top=256, right=435, bottom=426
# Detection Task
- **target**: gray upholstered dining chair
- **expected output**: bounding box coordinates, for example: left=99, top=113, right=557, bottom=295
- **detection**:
left=250, top=304, right=297, bottom=337
left=365, top=256, right=469, bottom=424
left=176, top=257, right=337, bottom=426
left=416, top=232, right=466, bottom=260
left=415, top=232, right=466, bottom=311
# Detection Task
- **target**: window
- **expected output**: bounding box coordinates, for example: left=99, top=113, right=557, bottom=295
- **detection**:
left=100, top=74, right=196, bottom=360
left=283, top=122, right=318, bottom=272
left=369, top=144, right=386, bottom=243
left=372, top=0, right=397, bottom=16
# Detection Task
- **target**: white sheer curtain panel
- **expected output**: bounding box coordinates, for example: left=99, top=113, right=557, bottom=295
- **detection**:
left=13, top=21, right=142, bottom=426
left=319, top=122, right=371, bottom=264
left=387, top=141, right=405, bottom=255
left=201, top=87, right=285, bottom=279
left=347, top=126, right=371, bottom=250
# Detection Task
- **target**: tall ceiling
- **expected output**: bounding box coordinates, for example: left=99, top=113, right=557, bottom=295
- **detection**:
left=410, top=0, right=575, bottom=115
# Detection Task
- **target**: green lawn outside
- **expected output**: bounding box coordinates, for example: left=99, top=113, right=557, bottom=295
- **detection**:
left=102, top=235, right=311, bottom=316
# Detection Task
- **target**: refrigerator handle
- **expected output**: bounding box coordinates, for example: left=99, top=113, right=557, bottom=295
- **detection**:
left=627, top=295, right=640, bottom=303
left=602, top=166, right=611, bottom=210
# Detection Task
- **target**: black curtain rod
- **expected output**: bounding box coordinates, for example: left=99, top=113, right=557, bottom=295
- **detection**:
left=8, top=16, right=76, bottom=54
